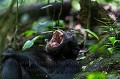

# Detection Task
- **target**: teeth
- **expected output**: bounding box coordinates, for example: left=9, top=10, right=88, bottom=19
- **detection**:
left=53, top=30, right=63, bottom=36
left=48, top=30, right=64, bottom=48
left=51, top=42, right=59, bottom=47
left=51, top=42, right=56, bottom=47
left=47, top=42, right=51, bottom=47
left=59, top=34, right=63, bottom=37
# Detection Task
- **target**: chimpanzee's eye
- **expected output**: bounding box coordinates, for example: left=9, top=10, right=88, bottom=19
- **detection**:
left=67, top=32, right=73, bottom=37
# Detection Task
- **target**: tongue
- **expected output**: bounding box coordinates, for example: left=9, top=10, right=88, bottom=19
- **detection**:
left=51, top=42, right=59, bottom=47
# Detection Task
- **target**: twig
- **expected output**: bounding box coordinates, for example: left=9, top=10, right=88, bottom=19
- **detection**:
left=57, top=0, right=63, bottom=27
left=13, top=0, right=19, bottom=48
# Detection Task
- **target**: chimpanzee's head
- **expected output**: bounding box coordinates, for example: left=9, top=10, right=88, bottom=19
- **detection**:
left=45, top=30, right=79, bottom=59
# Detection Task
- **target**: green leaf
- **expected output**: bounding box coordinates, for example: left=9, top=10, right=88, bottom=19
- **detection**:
left=89, top=44, right=98, bottom=53
left=22, top=35, right=44, bottom=50
left=87, top=72, right=106, bottom=79
left=82, top=66, right=87, bottom=71
left=76, top=56, right=86, bottom=60
left=22, top=40, right=34, bottom=50
left=99, top=45, right=107, bottom=53
left=32, top=35, right=44, bottom=42
left=84, top=29, right=99, bottom=40
left=22, top=30, right=37, bottom=37
left=108, top=47, right=114, bottom=54
left=108, top=37, right=116, bottom=46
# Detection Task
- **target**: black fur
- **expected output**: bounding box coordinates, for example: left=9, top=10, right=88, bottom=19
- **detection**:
left=0, top=30, right=81, bottom=79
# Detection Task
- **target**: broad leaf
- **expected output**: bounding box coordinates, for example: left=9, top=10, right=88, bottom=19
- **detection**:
left=32, top=35, right=44, bottom=42
left=87, top=72, right=106, bottom=79
left=89, top=44, right=98, bottom=54
left=84, top=29, right=99, bottom=40
left=22, top=35, right=44, bottom=50
left=108, top=37, right=116, bottom=46
left=22, top=30, right=37, bottom=37
left=22, top=40, right=34, bottom=50
left=108, top=47, right=114, bottom=54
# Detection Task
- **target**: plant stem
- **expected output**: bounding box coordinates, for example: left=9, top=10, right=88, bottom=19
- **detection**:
left=52, top=0, right=57, bottom=27
left=87, top=0, right=91, bottom=29
left=46, top=0, right=50, bottom=17
left=14, top=0, right=19, bottom=48
left=57, top=0, right=63, bottom=27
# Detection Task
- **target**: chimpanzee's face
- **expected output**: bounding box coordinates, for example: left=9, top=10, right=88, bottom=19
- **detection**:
left=45, top=30, right=74, bottom=53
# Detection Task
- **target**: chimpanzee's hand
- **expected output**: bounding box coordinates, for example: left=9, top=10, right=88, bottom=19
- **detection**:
left=1, top=48, right=16, bottom=62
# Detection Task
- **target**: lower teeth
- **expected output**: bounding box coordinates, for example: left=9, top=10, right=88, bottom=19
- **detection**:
left=51, top=42, right=59, bottom=47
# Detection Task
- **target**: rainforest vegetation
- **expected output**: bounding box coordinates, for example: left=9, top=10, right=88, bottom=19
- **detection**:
left=0, top=0, right=120, bottom=79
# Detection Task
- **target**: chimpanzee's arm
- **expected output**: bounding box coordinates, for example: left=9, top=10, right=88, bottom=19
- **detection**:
left=1, top=30, right=81, bottom=79
left=1, top=48, right=52, bottom=79
left=2, top=58, right=22, bottom=79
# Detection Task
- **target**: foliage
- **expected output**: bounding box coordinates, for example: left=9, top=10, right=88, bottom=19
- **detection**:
left=0, top=0, right=10, bottom=10
left=32, top=19, right=65, bottom=32
left=103, top=36, right=120, bottom=54
left=0, top=0, right=120, bottom=79
left=87, top=72, right=106, bottom=79
left=84, top=29, right=99, bottom=40
left=22, top=35, right=44, bottom=50
left=22, top=30, right=38, bottom=37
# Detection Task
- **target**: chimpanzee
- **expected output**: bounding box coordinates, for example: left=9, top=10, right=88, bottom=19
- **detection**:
left=0, top=30, right=81, bottom=79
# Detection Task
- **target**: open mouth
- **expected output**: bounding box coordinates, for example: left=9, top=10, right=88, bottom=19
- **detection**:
left=47, top=30, right=63, bottom=48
